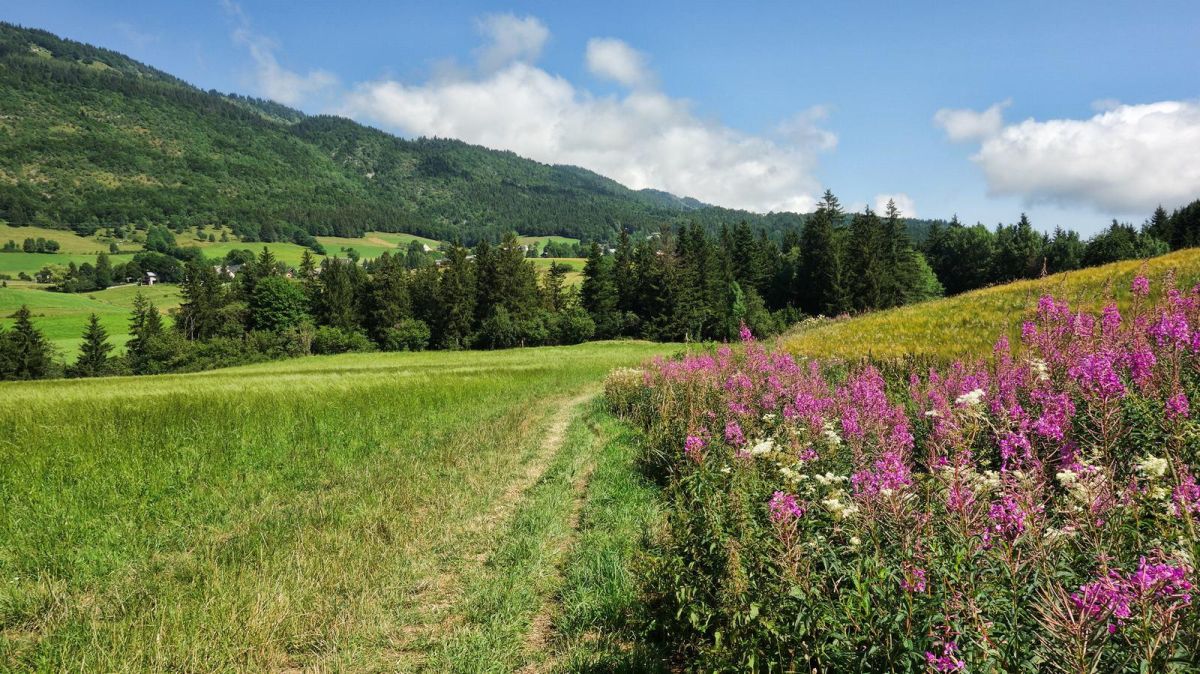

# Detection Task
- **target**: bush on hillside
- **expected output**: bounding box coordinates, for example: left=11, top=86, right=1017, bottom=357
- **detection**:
left=381, top=319, right=431, bottom=352
left=312, top=326, right=375, bottom=355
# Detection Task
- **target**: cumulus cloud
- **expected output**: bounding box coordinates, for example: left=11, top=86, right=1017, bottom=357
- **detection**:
left=473, top=14, right=549, bottom=72
left=341, top=23, right=834, bottom=213
left=933, top=99, right=1010, bottom=142
left=222, top=0, right=337, bottom=106
left=873, top=193, right=916, bottom=218
left=586, top=38, right=652, bottom=88
left=942, top=100, right=1200, bottom=213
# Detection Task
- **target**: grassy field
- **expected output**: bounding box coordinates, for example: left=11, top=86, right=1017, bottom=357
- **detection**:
left=0, top=283, right=179, bottom=355
left=782, top=248, right=1200, bottom=361
left=0, top=342, right=676, bottom=671
left=0, top=224, right=120, bottom=254
left=518, top=235, right=580, bottom=255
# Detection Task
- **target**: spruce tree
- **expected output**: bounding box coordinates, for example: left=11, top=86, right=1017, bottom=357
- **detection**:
left=73, top=313, right=113, bottom=377
left=847, top=207, right=884, bottom=311
left=364, top=252, right=411, bottom=341
left=437, top=243, right=476, bottom=349
left=5, top=306, right=52, bottom=380
left=176, top=261, right=225, bottom=340
left=580, top=242, right=620, bottom=338
left=797, top=190, right=847, bottom=316
left=94, top=252, right=113, bottom=289
left=127, top=292, right=164, bottom=374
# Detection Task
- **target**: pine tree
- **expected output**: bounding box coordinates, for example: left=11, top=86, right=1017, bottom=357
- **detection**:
left=364, top=252, right=411, bottom=341
left=544, top=262, right=568, bottom=312
left=5, top=306, right=52, bottom=380
left=127, top=292, right=164, bottom=374
left=176, top=261, right=225, bottom=340
left=797, top=190, right=847, bottom=316
left=437, top=243, right=476, bottom=349
left=847, top=207, right=885, bottom=311
left=580, top=242, right=620, bottom=338
left=73, top=313, right=113, bottom=377
left=94, top=252, right=113, bottom=289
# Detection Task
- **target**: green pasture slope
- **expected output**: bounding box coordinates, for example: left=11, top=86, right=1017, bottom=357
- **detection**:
left=0, top=342, right=676, bottom=671
left=0, top=283, right=180, bottom=355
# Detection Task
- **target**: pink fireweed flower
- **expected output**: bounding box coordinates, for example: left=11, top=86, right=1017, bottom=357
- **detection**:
left=1172, top=470, right=1200, bottom=518
left=797, top=446, right=819, bottom=463
left=1166, top=391, right=1190, bottom=420
left=900, top=563, right=928, bottom=593
left=768, top=491, right=806, bottom=523
left=739, top=323, right=755, bottom=344
left=925, top=641, right=965, bottom=672
left=684, top=435, right=706, bottom=462
left=1149, top=310, right=1191, bottom=350
left=1031, top=389, right=1074, bottom=442
left=1068, top=353, right=1126, bottom=400
left=984, top=494, right=1028, bottom=546
left=724, top=420, right=746, bottom=446
left=1131, top=274, right=1151, bottom=297
left=851, top=450, right=912, bottom=497
left=1101, top=303, right=1122, bottom=336
left=1072, top=556, right=1193, bottom=632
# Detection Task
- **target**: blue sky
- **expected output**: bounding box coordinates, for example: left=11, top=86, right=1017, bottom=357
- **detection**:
left=6, top=1, right=1200, bottom=234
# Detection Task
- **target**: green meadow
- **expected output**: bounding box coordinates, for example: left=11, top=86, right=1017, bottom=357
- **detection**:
left=0, top=283, right=180, bottom=355
left=0, top=342, right=677, bottom=671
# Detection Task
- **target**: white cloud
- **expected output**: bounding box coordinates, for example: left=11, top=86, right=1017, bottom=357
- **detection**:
left=222, top=0, right=337, bottom=106
left=586, top=38, right=651, bottom=88
left=341, top=27, right=834, bottom=213
left=473, top=14, right=549, bottom=72
left=933, top=99, right=1010, bottom=142
left=948, top=100, right=1200, bottom=214
left=874, top=193, right=916, bottom=218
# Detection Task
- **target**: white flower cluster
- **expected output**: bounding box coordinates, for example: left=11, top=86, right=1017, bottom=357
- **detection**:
left=821, top=491, right=859, bottom=520
left=955, top=388, right=986, bottom=407
left=749, top=438, right=776, bottom=456
left=1137, top=455, right=1169, bottom=479
left=822, top=422, right=843, bottom=447
left=1029, top=358, right=1050, bottom=382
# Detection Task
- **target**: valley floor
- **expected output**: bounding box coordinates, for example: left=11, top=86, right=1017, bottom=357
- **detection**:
left=0, top=343, right=674, bottom=671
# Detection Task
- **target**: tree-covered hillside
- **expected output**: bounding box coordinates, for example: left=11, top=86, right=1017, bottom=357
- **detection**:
left=0, top=23, right=731, bottom=245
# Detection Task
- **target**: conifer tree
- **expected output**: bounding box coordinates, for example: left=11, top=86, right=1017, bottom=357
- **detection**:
left=127, top=293, right=164, bottom=374
left=363, top=252, right=412, bottom=341
left=4, top=305, right=52, bottom=380
left=797, top=189, right=847, bottom=316
left=73, top=313, right=112, bottom=377
left=581, top=242, right=620, bottom=338
left=847, top=207, right=884, bottom=311
left=176, top=261, right=225, bottom=340
left=437, top=243, right=476, bottom=349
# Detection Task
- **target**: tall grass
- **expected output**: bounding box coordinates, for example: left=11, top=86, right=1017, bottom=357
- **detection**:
left=0, top=342, right=673, bottom=670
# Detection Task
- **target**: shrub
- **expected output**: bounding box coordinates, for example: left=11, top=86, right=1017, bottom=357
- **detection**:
left=381, top=319, right=431, bottom=352
left=616, top=277, right=1200, bottom=671
left=312, top=326, right=375, bottom=355
left=554, top=306, right=596, bottom=345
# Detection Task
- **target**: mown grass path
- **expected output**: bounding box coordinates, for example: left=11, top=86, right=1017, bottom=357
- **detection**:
left=0, top=344, right=674, bottom=671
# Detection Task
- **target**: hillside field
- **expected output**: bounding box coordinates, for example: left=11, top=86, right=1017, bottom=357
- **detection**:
left=783, top=248, right=1200, bottom=361
left=0, top=342, right=677, bottom=671
left=0, top=282, right=180, bottom=355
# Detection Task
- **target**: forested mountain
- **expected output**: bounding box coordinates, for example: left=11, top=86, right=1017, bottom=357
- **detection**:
left=0, top=22, right=855, bottom=246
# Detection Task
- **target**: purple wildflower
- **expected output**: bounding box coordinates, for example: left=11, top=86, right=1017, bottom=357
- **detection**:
left=684, top=435, right=706, bottom=462
left=1167, top=391, right=1190, bottom=420
left=925, top=640, right=965, bottom=672
left=1132, top=274, right=1151, bottom=297
left=724, top=420, right=745, bottom=446
left=768, top=491, right=806, bottom=523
